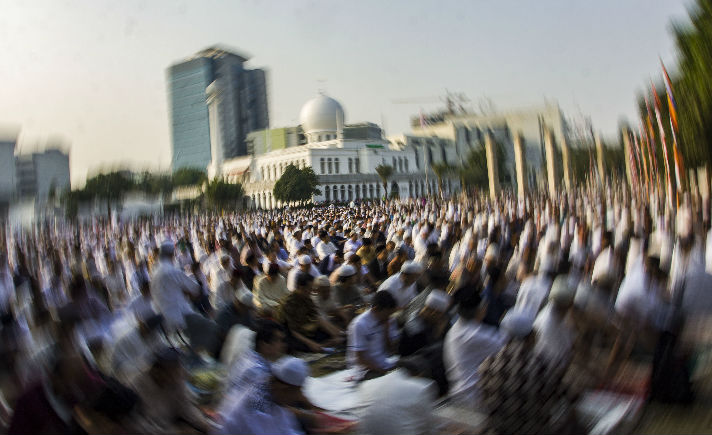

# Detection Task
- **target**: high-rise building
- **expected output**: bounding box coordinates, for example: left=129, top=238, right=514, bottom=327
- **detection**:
left=15, top=149, right=71, bottom=201
left=167, top=46, right=269, bottom=172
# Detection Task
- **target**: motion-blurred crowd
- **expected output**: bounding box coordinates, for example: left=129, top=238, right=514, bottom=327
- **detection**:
left=1, top=185, right=711, bottom=434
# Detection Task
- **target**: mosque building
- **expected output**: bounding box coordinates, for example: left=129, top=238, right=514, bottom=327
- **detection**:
left=212, top=92, right=460, bottom=209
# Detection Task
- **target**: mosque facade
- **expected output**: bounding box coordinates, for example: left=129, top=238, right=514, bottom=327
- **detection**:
left=212, top=94, right=460, bottom=209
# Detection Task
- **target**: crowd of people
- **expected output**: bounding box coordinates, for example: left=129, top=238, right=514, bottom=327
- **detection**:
left=0, top=183, right=711, bottom=434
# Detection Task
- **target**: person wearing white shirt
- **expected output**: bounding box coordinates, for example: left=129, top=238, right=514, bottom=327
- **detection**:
left=377, top=261, right=422, bottom=308
left=343, top=232, right=362, bottom=254
left=219, top=356, right=309, bottom=435
left=347, top=291, right=399, bottom=379
left=149, top=242, right=199, bottom=331
left=444, top=291, right=505, bottom=406
left=533, top=275, right=577, bottom=367
left=315, top=231, right=336, bottom=261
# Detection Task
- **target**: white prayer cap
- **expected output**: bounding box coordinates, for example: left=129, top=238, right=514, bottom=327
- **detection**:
left=337, top=264, right=357, bottom=277
left=425, top=289, right=451, bottom=312
left=272, top=356, right=309, bottom=387
left=159, top=241, right=174, bottom=256
left=401, top=261, right=423, bottom=275
left=549, top=274, right=576, bottom=305
left=237, top=287, right=254, bottom=308
left=500, top=311, right=535, bottom=338
left=298, top=255, right=312, bottom=265
left=314, top=275, right=331, bottom=287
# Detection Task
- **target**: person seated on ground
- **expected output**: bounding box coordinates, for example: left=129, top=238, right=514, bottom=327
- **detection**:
left=312, top=275, right=352, bottom=327
left=332, top=264, right=364, bottom=309
left=399, top=268, right=449, bottom=325
left=347, top=291, right=399, bottom=380
left=130, top=347, right=208, bottom=434
left=533, top=274, right=577, bottom=369
left=399, top=289, right=451, bottom=357
left=287, top=254, right=318, bottom=292
left=278, top=273, right=344, bottom=353
left=110, top=313, right=167, bottom=385
left=366, top=244, right=389, bottom=287
left=378, top=261, right=423, bottom=309
left=399, top=289, right=452, bottom=397
left=253, top=263, right=289, bottom=317
left=443, top=289, right=505, bottom=408
left=479, top=311, right=580, bottom=435
left=215, top=284, right=255, bottom=339
left=219, top=356, right=313, bottom=435
left=357, top=355, right=437, bottom=435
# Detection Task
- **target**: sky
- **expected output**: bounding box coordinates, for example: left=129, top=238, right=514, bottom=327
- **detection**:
left=0, top=0, right=692, bottom=186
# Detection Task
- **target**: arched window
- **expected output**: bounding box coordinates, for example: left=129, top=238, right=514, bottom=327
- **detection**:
left=369, top=184, right=374, bottom=198
left=335, top=158, right=340, bottom=174
left=355, top=185, right=360, bottom=200
left=325, top=185, right=330, bottom=201
left=340, top=185, right=345, bottom=201
left=399, top=157, right=404, bottom=172
left=355, top=158, right=360, bottom=173
left=348, top=158, right=353, bottom=173
left=414, top=148, right=420, bottom=169
left=320, top=158, right=325, bottom=174
left=328, top=158, right=333, bottom=174
left=392, top=156, right=397, bottom=171
left=348, top=185, right=353, bottom=201
left=405, top=158, right=409, bottom=172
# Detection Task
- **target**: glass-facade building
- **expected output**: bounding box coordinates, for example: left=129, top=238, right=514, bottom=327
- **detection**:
left=168, top=47, right=269, bottom=172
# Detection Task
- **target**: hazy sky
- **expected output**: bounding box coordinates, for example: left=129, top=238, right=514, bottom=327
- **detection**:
left=1, top=0, right=691, bottom=186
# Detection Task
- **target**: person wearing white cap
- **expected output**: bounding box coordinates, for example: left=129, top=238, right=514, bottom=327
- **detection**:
left=344, top=231, right=362, bottom=254
left=149, top=242, right=200, bottom=331
left=532, top=274, right=577, bottom=367
left=287, top=254, right=318, bottom=292
left=377, top=261, right=422, bottom=309
left=219, top=355, right=310, bottom=435
left=332, top=264, right=364, bottom=308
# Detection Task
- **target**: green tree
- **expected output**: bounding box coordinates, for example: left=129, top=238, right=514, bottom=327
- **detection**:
left=136, top=171, right=173, bottom=198
left=375, top=164, right=394, bottom=198
left=84, top=171, right=135, bottom=214
left=172, top=167, right=208, bottom=187
left=273, top=165, right=321, bottom=206
left=205, top=178, right=245, bottom=211
left=458, top=141, right=507, bottom=189
left=431, top=162, right=454, bottom=196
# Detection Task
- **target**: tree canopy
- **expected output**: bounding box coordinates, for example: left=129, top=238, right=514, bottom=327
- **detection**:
left=172, top=167, right=208, bottom=187
left=205, top=178, right=245, bottom=210
left=273, top=165, right=321, bottom=205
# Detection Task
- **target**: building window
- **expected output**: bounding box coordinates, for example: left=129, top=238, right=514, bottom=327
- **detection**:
left=355, top=185, right=360, bottom=199
left=355, top=158, right=360, bottom=173
left=340, top=185, right=345, bottom=201
left=335, top=158, right=340, bottom=174
left=325, top=185, right=330, bottom=201
left=320, top=158, right=325, bottom=174
left=369, top=184, right=374, bottom=198
left=348, top=185, right=353, bottom=201
left=441, top=146, right=447, bottom=164
left=427, top=147, right=433, bottom=165
left=328, top=158, right=333, bottom=174
left=348, top=158, right=353, bottom=173
left=392, top=157, right=397, bottom=171
left=414, top=149, right=420, bottom=169
left=405, top=159, right=409, bottom=172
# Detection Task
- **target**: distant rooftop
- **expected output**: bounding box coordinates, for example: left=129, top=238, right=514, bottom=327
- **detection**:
left=191, top=45, right=250, bottom=63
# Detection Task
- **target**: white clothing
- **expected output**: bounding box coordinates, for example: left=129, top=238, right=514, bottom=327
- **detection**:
left=443, top=318, right=505, bottom=405
left=150, top=259, right=199, bottom=330
left=378, top=273, right=417, bottom=308
left=514, top=275, right=552, bottom=316
left=357, top=369, right=435, bottom=435
left=347, top=310, right=399, bottom=376
left=533, top=303, right=575, bottom=366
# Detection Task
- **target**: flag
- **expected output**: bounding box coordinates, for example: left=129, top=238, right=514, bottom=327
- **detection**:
left=660, top=60, right=679, bottom=132
left=635, top=127, right=650, bottom=193
left=651, top=82, right=674, bottom=207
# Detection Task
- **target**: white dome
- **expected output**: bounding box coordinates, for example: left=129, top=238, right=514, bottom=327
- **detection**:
left=299, top=94, right=345, bottom=136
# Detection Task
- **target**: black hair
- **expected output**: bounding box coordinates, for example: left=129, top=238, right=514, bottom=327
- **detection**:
left=372, top=290, right=397, bottom=311
left=375, top=244, right=387, bottom=254
left=457, top=290, right=482, bottom=320
left=296, top=272, right=314, bottom=288
left=254, top=319, right=285, bottom=348
left=428, top=269, right=450, bottom=288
